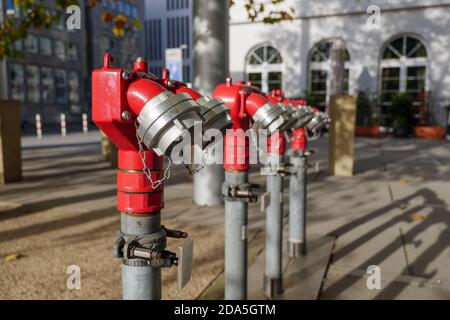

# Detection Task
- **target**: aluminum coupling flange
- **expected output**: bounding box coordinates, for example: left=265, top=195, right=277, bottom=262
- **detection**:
left=278, top=104, right=299, bottom=130
left=136, top=92, right=204, bottom=157
left=307, top=111, right=330, bottom=133
left=197, top=96, right=233, bottom=148
left=251, top=102, right=291, bottom=135
left=293, top=106, right=315, bottom=129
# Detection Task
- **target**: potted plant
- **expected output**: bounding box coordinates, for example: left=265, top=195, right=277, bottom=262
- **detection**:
left=387, top=93, right=414, bottom=138
left=355, top=91, right=380, bottom=138
left=413, top=91, right=445, bottom=140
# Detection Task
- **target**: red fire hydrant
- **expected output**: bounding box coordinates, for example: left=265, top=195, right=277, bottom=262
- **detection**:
left=213, top=77, right=293, bottom=300
left=92, top=54, right=230, bottom=300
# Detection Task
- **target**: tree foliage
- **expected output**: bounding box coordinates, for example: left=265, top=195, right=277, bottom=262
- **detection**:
left=0, top=0, right=294, bottom=60
left=229, top=0, right=295, bottom=24
left=0, top=0, right=141, bottom=60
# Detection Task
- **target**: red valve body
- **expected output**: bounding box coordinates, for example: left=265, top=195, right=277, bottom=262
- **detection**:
left=213, top=79, right=271, bottom=172
left=92, top=54, right=165, bottom=214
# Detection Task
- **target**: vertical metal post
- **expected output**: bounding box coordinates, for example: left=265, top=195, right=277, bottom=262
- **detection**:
left=263, top=171, right=283, bottom=298
left=121, top=213, right=161, bottom=300
left=288, top=154, right=307, bottom=257
left=224, top=171, right=248, bottom=300
left=192, top=0, right=229, bottom=206
left=0, top=1, right=8, bottom=101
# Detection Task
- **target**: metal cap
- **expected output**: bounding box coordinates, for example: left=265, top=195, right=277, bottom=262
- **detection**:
left=136, top=92, right=204, bottom=157
left=196, top=96, right=233, bottom=149
left=251, top=102, right=292, bottom=135
left=307, top=111, right=329, bottom=133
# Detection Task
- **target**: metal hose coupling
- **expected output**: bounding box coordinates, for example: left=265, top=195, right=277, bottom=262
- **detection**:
left=135, top=91, right=204, bottom=157
left=293, top=105, right=315, bottom=129
left=307, top=111, right=330, bottom=133
left=278, top=103, right=299, bottom=131
left=196, top=96, right=233, bottom=149
left=251, top=102, right=292, bottom=135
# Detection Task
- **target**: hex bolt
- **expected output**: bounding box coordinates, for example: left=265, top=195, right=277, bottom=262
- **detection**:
left=136, top=57, right=145, bottom=62
left=121, top=111, right=131, bottom=121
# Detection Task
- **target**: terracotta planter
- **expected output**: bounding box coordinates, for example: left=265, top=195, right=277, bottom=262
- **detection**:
left=355, top=126, right=380, bottom=138
left=414, top=126, right=445, bottom=140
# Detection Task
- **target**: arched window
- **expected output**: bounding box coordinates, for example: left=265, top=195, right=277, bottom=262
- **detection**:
left=380, top=35, right=428, bottom=106
left=246, top=44, right=283, bottom=92
left=309, top=40, right=350, bottom=109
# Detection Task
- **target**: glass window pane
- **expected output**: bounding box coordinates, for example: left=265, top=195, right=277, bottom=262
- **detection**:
left=409, top=45, right=427, bottom=58
left=55, top=41, right=66, bottom=60
left=40, top=37, right=52, bottom=56
left=406, top=37, right=420, bottom=55
left=247, top=72, right=262, bottom=86
left=9, top=63, right=25, bottom=102
left=390, top=37, right=404, bottom=55
left=383, top=47, right=399, bottom=60
left=132, top=6, right=138, bottom=17
left=24, top=35, right=38, bottom=53
left=41, top=67, right=55, bottom=103
left=381, top=67, right=400, bottom=104
left=55, top=69, right=68, bottom=104
left=254, top=47, right=264, bottom=61
left=311, top=49, right=325, bottom=62
left=26, top=65, right=40, bottom=103
left=407, top=66, right=426, bottom=79
left=68, top=71, right=80, bottom=103
left=407, top=80, right=425, bottom=92
left=268, top=72, right=282, bottom=82
left=248, top=53, right=262, bottom=65
left=382, top=67, right=400, bottom=79
left=14, top=40, right=23, bottom=51
left=382, top=80, right=400, bottom=91
left=268, top=72, right=282, bottom=92
left=68, top=43, right=78, bottom=60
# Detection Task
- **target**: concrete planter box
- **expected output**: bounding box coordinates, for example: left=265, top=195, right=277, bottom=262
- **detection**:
left=414, top=126, right=446, bottom=140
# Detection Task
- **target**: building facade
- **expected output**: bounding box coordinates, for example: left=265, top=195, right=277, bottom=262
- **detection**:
left=0, top=0, right=144, bottom=126
left=230, top=0, right=450, bottom=125
left=144, top=0, right=193, bottom=83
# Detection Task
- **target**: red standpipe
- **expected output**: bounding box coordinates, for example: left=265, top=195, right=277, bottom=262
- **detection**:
left=213, top=78, right=272, bottom=172
left=92, top=54, right=166, bottom=215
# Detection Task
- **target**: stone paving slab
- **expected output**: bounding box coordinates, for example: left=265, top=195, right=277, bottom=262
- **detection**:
left=2, top=133, right=450, bottom=299
left=248, top=226, right=335, bottom=300
left=321, top=265, right=450, bottom=300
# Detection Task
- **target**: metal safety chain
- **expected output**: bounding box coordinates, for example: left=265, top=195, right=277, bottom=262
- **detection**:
left=185, top=146, right=209, bottom=175
left=135, top=120, right=172, bottom=189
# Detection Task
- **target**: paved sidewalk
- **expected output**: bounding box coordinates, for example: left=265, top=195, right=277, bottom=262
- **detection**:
left=0, top=131, right=449, bottom=299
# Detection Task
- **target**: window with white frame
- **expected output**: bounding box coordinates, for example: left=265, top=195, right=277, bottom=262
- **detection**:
left=380, top=35, right=427, bottom=106
left=246, top=44, right=283, bottom=93
left=308, top=40, right=350, bottom=109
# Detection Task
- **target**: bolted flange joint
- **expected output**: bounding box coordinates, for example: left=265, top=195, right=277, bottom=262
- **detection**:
left=261, top=164, right=291, bottom=177
left=221, top=182, right=262, bottom=203
left=114, top=226, right=188, bottom=268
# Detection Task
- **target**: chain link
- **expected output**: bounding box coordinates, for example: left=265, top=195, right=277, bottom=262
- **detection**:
left=185, top=146, right=209, bottom=175
left=135, top=121, right=172, bottom=189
